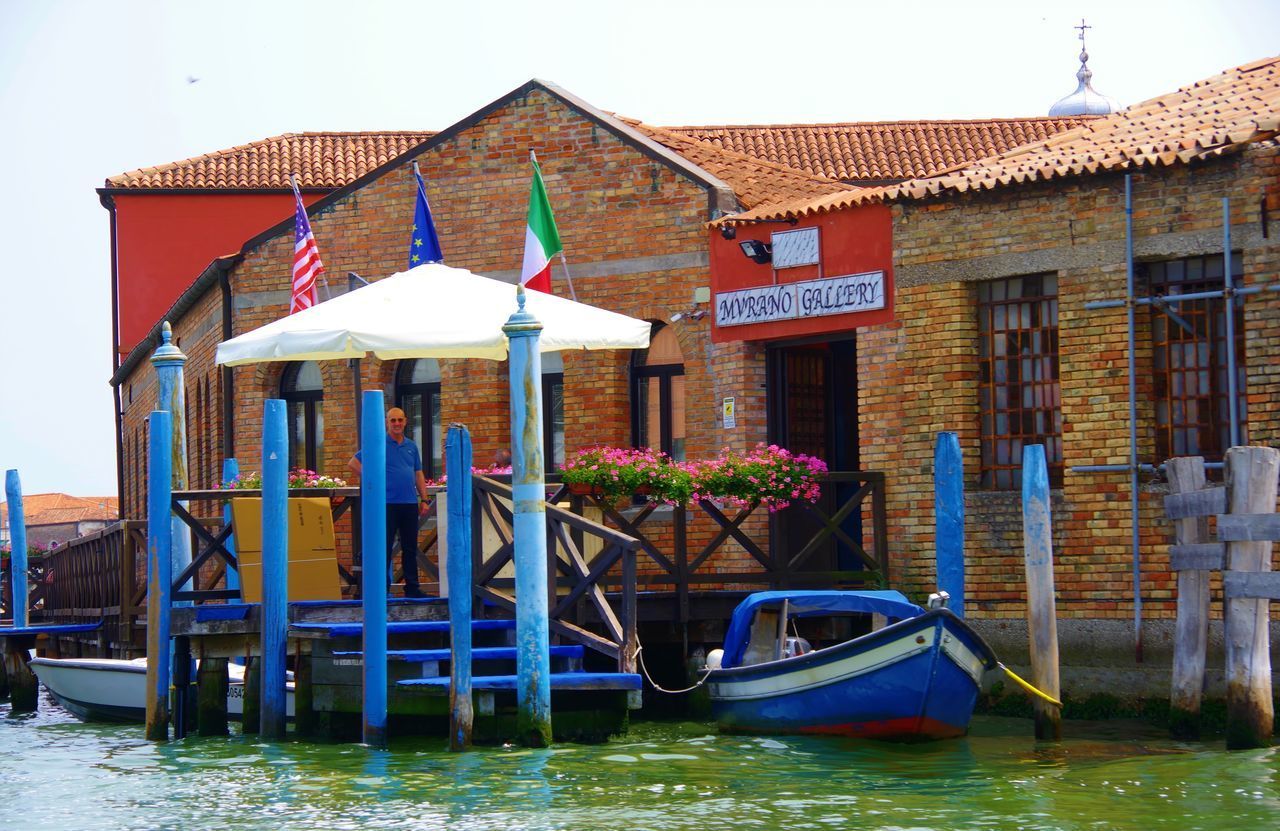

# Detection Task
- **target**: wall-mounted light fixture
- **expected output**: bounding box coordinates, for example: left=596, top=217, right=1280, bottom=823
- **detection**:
left=670, top=309, right=708, bottom=323
left=739, top=239, right=772, bottom=264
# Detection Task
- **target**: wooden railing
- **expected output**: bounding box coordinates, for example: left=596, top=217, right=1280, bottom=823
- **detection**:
left=28, top=520, right=147, bottom=657
left=13, top=470, right=886, bottom=662
left=537, top=471, right=888, bottom=623
left=471, top=475, right=640, bottom=672
left=168, top=488, right=361, bottom=603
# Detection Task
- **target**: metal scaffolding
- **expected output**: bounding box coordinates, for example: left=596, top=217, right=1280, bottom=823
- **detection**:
left=1073, top=173, right=1280, bottom=662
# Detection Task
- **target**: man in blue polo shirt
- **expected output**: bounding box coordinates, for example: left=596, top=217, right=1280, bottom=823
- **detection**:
left=348, top=407, right=430, bottom=598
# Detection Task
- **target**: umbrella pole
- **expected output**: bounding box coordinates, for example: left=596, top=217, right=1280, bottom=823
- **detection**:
left=503, top=287, right=552, bottom=747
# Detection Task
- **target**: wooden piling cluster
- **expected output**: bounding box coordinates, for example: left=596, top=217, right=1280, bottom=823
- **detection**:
left=1165, top=447, right=1279, bottom=749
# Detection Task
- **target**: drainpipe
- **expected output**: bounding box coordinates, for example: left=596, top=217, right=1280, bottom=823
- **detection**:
left=107, top=198, right=126, bottom=511
left=1125, top=174, right=1142, bottom=663
left=221, top=270, right=235, bottom=459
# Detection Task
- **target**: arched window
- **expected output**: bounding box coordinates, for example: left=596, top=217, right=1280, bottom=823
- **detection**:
left=281, top=361, right=324, bottom=471
left=542, top=352, right=565, bottom=471
left=631, top=324, right=686, bottom=461
left=395, top=359, right=442, bottom=479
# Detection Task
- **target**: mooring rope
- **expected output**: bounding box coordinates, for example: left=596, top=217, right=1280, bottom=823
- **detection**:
left=633, top=643, right=713, bottom=695
left=998, top=662, right=1063, bottom=708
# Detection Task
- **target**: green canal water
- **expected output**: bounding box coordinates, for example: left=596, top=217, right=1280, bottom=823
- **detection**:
left=3, top=692, right=1278, bottom=831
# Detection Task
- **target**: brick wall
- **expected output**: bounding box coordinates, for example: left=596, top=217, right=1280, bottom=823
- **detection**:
left=116, top=87, right=772, bottom=590
left=115, top=89, right=1279, bottom=624
left=869, top=143, right=1280, bottom=620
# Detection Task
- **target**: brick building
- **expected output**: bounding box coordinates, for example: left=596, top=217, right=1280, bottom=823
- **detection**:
left=711, top=55, right=1280, bottom=660
left=107, top=77, right=1172, bottom=650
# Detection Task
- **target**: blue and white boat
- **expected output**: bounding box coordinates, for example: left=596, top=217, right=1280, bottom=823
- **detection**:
left=704, top=590, right=997, bottom=741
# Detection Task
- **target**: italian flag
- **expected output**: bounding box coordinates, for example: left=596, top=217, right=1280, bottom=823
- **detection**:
left=519, top=155, right=562, bottom=294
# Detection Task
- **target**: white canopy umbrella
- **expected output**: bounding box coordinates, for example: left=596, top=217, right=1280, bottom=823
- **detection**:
left=215, top=262, right=650, bottom=366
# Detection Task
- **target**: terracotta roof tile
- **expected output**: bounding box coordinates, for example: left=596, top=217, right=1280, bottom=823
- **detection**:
left=106, top=132, right=435, bottom=190
left=618, top=118, right=855, bottom=209
left=0, top=494, right=119, bottom=529
left=726, top=55, right=1280, bottom=223
left=666, top=118, right=1093, bottom=183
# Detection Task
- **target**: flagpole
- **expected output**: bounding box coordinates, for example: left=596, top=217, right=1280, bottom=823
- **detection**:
left=557, top=253, right=578, bottom=302
left=527, top=150, right=572, bottom=299
left=291, top=173, right=331, bottom=301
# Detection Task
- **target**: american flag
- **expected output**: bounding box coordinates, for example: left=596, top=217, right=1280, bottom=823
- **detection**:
left=290, top=181, right=324, bottom=314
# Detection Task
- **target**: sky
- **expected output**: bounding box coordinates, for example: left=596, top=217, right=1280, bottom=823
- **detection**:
left=0, top=0, right=1277, bottom=498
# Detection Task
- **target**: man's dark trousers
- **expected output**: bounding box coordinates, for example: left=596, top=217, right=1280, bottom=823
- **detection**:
left=387, top=502, right=421, bottom=593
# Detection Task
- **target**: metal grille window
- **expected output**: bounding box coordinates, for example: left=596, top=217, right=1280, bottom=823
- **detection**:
left=977, top=274, right=1062, bottom=490
left=1143, top=254, right=1246, bottom=463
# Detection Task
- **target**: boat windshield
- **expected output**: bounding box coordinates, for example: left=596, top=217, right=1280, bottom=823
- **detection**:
left=721, top=590, right=924, bottom=669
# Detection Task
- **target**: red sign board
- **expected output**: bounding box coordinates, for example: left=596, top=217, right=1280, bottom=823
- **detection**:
left=708, top=202, right=894, bottom=343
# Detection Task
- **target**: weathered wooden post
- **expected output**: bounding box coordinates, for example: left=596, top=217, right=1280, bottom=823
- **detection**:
left=222, top=458, right=240, bottom=596
left=503, top=287, right=552, bottom=747
left=1165, top=457, right=1213, bottom=739
left=196, top=655, right=230, bottom=736
left=934, top=432, right=965, bottom=617
left=2, top=469, right=37, bottom=712
left=446, top=423, right=474, bottom=751
left=145, top=410, right=174, bottom=740
left=260, top=399, right=289, bottom=739
left=1222, top=445, right=1278, bottom=750
left=1021, top=444, right=1062, bottom=740
left=151, top=322, right=194, bottom=736
left=242, top=658, right=261, bottom=734
left=5, top=470, right=28, bottom=629
left=360, top=389, right=388, bottom=749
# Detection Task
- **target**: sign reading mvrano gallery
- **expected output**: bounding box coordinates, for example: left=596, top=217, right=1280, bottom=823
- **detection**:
left=715, top=271, right=885, bottom=327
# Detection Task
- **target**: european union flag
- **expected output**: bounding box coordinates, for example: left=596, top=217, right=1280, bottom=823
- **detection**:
left=409, top=170, right=444, bottom=268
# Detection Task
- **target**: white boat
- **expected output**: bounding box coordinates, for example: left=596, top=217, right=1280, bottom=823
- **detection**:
left=28, top=656, right=294, bottom=723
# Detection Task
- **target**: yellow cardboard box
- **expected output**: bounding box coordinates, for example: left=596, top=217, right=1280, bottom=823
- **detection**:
left=229, top=497, right=342, bottom=603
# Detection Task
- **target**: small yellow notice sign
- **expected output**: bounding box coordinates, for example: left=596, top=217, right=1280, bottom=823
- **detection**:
left=229, top=497, right=342, bottom=603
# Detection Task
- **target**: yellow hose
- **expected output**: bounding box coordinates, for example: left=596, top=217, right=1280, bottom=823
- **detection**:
left=998, top=662, right=1063, bottom=708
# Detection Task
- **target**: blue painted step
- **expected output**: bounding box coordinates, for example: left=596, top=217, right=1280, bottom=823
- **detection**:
left=399, top=672, right=643, bottom=692
left=291, top=619, right=516, bottom=637
left=332, top=645, right=584, bottom=662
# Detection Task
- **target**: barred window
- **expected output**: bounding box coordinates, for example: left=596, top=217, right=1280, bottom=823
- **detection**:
left=977, top=274, right=1062, bottom=489
left=1143, top=254, right=1246, bottom=463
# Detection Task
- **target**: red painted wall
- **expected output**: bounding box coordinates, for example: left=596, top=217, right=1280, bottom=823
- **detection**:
left=708, top=202, right=895, bottom=343
left=111, top=192, right=325, bottom=357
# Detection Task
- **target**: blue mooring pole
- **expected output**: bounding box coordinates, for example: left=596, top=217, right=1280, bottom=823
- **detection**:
left=446, top=423, right=474, bottom=751
left=933, top=432, right=965, bottom=618
left=221, top=458, right=240, bottom=597
left=145, top=410, right=173, bottom=741
left=360, top=389, right=388, bottom=748
left=5, top=470, right=28, bottom=629
left=503, top=287, right=552, bottom=747
left=260, top=400, right=289, bottom=739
